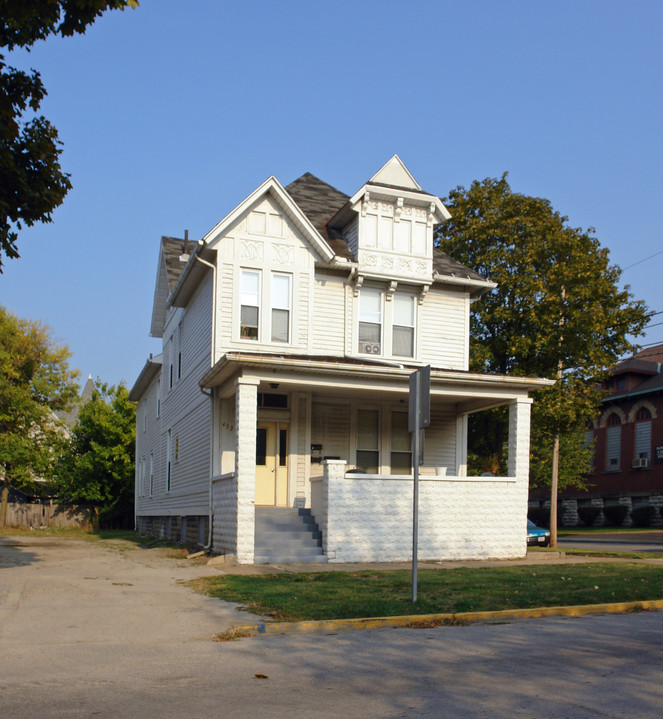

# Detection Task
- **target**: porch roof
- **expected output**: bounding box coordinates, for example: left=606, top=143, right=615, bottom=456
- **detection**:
left=200, top=353, right=553, bottom=413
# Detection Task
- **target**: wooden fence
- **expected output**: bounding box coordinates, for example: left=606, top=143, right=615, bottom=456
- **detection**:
left=4, top=502, right=91, bottom=529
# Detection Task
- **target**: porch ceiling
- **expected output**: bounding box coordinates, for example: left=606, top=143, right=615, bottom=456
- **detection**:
left=200, top=353, right=553, bottom=413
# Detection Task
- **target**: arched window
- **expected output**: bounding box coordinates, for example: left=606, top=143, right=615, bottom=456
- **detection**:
left=605, top=413, right=622, bottom=472
left=634, top=407, right=652, bottom=466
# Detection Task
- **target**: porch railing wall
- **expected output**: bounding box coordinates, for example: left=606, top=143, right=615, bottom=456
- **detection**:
left=319, top=460, right=527, bottom=563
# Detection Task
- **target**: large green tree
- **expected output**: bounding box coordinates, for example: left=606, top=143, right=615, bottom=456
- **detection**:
left=0, top=304, right=79, bottom=525
left=0, top=0, right=138, bottom=270
left=435, top=174, right=649, bottom=538
left=55, top=381, right=135, bottom=528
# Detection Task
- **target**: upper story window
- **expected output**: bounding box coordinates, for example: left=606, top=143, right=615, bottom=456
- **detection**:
left=605, top=413, right=622, bottom=472
left=240, top=270, right=260, bottom=340
left=358, top=288, right=382, bottom=354
left=358, top=287, right=416, bottom=358
left=392, top=293, right=415, bottom=357
left=240, top=270, right=292, bottom=344
left=271, top=273, right=291, bottom=343
left=634, top=407, right=652, bottom=463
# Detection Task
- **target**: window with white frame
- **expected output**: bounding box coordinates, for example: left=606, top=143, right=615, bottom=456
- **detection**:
left=392, top=293, right=415, bottom=358
left=156, top=377, right=161, bottom=418
left=356, top=408, right=380, bottom=473
left=240, top=270, right=260, bottom=340
left=390, top=411, right=412, bottom=474
left=239, top=270, right=292, bottom=344
left=358, top=287, right=416, bottom=358
left=358, top=288, right=382, bottom=354
left=149, top=453, right=154, bottom=496
left=271, top=273, right=291, bottom=343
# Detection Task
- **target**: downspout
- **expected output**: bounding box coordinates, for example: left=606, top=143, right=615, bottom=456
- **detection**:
left=194, top=246, right=217, bottom=551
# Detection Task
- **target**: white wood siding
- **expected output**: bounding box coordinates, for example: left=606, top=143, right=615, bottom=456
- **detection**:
left=139, top=273, right=213, bottom=516
left=311, top=273, right=347, bottom=356
left=420, top=288, right=469, bottom=370
left=211, top=195, right=318, bottom=359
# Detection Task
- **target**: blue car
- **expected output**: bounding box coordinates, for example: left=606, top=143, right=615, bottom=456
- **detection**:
left=527, top=519, right=550, bottom=547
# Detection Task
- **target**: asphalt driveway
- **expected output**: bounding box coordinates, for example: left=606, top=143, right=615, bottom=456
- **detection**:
left=2, top=535, right=663, bottom=718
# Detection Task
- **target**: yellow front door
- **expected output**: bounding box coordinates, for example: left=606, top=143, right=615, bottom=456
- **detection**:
left=255, top=422, right=288, bottom=506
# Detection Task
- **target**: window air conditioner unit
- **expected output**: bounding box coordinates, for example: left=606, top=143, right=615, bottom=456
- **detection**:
left=632, top=457, right=649, bottom=469
left=359, top=342, right=381, bottom=355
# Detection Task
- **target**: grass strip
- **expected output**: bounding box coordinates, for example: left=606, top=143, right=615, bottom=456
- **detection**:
left=189, top=563, right=663, bottom=622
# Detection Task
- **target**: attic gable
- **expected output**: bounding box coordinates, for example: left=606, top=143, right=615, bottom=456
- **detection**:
left=202, top=176, right=335, bottom=263
left=368, top=154, right=421, bottom=190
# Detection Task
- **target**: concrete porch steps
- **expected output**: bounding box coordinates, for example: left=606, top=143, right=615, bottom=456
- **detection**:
left=254, top=507, right=327, bottom=564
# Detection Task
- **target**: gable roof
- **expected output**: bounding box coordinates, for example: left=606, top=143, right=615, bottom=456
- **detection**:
left=150, top=236, right=190, bottom=337
left=202, top=175, right=336, bottom=264
left=284, top=173, right=353, bottom=260
left=285, top=170, right=489, bottom=289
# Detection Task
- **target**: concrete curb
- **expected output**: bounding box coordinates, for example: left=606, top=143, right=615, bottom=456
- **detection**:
left=219, top=599, right=663, bottom=639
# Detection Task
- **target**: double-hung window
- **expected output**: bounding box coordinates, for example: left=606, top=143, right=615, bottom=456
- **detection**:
left=240, top=270, right=260, bottom=340
left=605, top=413, right=622, bottom=472
left=390, top=411, right=412, bottom=474
left=358, top=288, right=382, bottom=354
left=356, top=409, right=380, bottom=473
left=634, top=407, right=652, bottom=463
left=271, top=273, right=291, bottom=343
left=392, top=293, right=415, bottom=358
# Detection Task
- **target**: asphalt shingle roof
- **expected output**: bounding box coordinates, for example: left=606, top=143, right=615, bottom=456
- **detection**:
left=286, top=172, right=488, bottom=282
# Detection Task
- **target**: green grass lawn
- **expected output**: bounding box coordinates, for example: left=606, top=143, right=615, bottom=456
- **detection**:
left=190, top=563, right=663, bottom=622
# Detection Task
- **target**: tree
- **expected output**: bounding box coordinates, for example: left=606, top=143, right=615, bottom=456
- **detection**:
left=435, top=174, right=649, bottom=541
left=0, top=304, right=79, bottom=525
left=0, top=0, right=138, bottom=270
left=55, top=381, right=135, bottom=528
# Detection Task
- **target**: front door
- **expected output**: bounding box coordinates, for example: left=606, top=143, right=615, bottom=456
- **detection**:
left=255, top=421, right=288, bottom=506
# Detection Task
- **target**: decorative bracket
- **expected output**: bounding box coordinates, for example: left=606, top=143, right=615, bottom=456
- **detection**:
left=361, top=192, right=371, bottom=217
left=394, top=197, right=404, bottom=223
left=427, top=202, right=436, bottom=229
left=418, top=284, right=430, bottom=305
left=386, top=280, right=398, bottom=301
left=353, top=273, right=364, bottom=297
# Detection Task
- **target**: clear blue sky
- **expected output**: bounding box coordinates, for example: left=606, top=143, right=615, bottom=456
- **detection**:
left=2, top=0, right=662, bottom=388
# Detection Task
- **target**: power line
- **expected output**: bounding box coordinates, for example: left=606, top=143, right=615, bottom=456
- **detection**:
left=623, top=249, right=663, bottom=271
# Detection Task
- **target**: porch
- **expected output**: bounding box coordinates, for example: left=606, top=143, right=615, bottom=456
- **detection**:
left=202, top=354, right=548, bottom=563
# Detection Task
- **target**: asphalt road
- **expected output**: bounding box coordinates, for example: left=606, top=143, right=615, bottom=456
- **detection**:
left=558, top=530, right=663, bottom=553
left=2, top=536, right=663, bottom=718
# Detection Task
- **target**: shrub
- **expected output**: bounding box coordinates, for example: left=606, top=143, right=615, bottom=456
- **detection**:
left=603, top=504, right=629, bottom=527
left=577, top=505, right=602, bottom=527
left=630, top=506, right=654, bottom=527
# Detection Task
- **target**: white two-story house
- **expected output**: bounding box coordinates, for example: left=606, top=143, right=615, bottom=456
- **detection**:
left=130, top=156, right=551, bottom=563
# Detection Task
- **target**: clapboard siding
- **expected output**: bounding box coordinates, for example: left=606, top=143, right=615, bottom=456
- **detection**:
left=420, top=288, right=468, bottom=370
left=422, top=404, right=458, bottom=472
left=140, top=274, right=213, bottom=516
left=310, top=400, right=351, bottom=478
left=312, top=273, right=346, bottom=355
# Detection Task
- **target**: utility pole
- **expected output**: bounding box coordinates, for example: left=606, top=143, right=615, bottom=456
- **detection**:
left=550, top=287, right=565, bottom=548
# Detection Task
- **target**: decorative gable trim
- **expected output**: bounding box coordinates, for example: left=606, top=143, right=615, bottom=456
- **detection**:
left=369, top=155, right=421, bottom=190
left=202, top=176, right=335, bottom=263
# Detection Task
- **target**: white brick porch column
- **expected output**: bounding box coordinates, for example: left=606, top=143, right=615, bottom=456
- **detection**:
left=321, top=459, right=346, bottom=561
left=507, top=397, right=533, bottom=479
left=235, top=377, right=259, bottom=564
